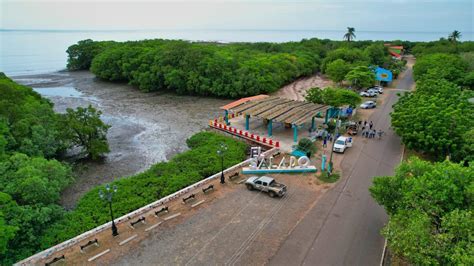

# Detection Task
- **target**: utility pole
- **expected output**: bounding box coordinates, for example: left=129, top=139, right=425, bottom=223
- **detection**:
left=328, top=108, right=341, bottom=174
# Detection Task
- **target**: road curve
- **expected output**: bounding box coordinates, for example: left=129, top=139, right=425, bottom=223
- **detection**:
left=269, top=59, right=414, bottom=266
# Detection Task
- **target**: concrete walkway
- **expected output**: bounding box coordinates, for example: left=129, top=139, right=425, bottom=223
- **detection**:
left=269, top=59, right=414, bottom=266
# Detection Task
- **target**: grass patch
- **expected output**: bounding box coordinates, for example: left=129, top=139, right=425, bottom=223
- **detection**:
left=318, top=171, right=340, bottom=183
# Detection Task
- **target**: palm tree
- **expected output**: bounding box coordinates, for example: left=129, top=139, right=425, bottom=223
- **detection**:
left=448, top=30, right=462, bottom=43
left=343, top=27, right=356, bottom=42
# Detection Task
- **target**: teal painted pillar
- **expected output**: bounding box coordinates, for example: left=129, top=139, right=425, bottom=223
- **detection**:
left=325, top=108, right=330, bottom=124
left=268, top=119, right=273, bottom=137
left=322, top=155, right=327, bottom=171
left=292, top=124, right=298, bottom=143
left=224, top=110, right=229, bottom=125
left=311, top=117, right=315, bottom=131
left=245, top=115, right=250, bottom=130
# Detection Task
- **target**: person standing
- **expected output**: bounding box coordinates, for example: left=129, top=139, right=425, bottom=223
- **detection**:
left=323, top=137, right=327, bottom=148
left=378, top=130, right=383, bottom=139
left=364, top=120, right=368, bottom=127
left=369, top=121, right=373, bottom=130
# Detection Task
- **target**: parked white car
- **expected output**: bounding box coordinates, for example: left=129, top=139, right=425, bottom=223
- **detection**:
left=368, top=86, right=383, bottom=94
left=333, top=136, right=353, bottom=153
left=360, top=101, right=377, bottom=109
left=359, top=91, right=377, bottom=97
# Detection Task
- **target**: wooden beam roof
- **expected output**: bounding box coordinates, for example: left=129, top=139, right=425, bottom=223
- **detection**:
left=228, top=96, right=330, bottom=126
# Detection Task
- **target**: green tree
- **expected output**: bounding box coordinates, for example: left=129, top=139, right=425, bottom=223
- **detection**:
left=0, top=193, right=18, bottom=257
left=297, top=138, right=317, bottom=157
left=305, top=87, right=324, bottom=104
left=305, top=87, right=361, bottom=107
left=391, top=78, right=473, bottom=161
left=0, top=153, right=73, bottom=205
left=60, top=105, right=111, bottom=160
left=66, top=39, right=115, bottom=70
left=364, top=43, right=388, bottom=66
left=343, top=27, right=356, bottom=42
left=344, top=66, right=375, bottom=89
left=413, top=53, right=468, bottom=84
left=370, top=158, right=473, bottom=265
left=448, top=30, right=462, bottom=43
left=326, top=59, right=350, bottom=83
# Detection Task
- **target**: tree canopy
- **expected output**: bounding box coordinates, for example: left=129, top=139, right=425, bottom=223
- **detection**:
left=392, top=69, right=473, bottom=162
left=0, top=74, right=110, bottom=264
left=344, top=66, right=375, bottom=89
left=413, top=53, right=468, bottom=84
left=60, top=106, right=110, bottom=160
left=370, top=158, right=473, bottom=265
left=305, top=87, right=361, bottom=107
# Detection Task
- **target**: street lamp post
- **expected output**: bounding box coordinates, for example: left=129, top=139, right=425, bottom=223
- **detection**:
left=99, top=184, right=119, bottom=237
left=328, top=107, right=341, bottom=174
left=217, top=143, right=228, bottom=184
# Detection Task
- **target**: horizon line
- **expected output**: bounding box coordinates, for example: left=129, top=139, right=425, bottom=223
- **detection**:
left=1, top=28, right=472, bottom=34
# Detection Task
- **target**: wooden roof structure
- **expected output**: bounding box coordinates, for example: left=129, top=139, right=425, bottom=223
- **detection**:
left=222, top=96, right=330, bottom=126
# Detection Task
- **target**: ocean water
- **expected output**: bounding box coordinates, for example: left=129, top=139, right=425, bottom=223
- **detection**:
left=1, top=29, right=472, bottom=76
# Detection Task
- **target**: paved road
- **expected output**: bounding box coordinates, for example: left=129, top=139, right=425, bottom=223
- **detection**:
left=269, top=60, right=414, bottom=266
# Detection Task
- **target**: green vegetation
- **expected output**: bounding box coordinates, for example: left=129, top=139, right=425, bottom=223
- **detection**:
left=392, top=50, right=474, bottom=163
left=0, top=74, right=111, bottom=264
left=370, top=158, right=473, bottom=265
left=344, top=66, right=376, bottom=89
left=66, top=38, right=410, bottom=98
left=296, top=138, right=317, bottom=157
left=71, top=39, right=323, bottom=98
left=318, top=171, right=340, bottom=183
left=413, top=53, right=469, bottom=84
left=40, top=131, right=246, bottom=250
left=448, top=30, right=462, bottom=43
left=305, top=87, right=362, bottom=107
left=60, top=106, right=111, bottom=160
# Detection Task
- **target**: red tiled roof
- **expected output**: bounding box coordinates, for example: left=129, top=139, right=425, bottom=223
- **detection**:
left=220, top=95, right=269, bottom=110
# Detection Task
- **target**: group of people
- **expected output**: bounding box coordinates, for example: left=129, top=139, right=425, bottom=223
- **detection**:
left=358, top=120, right=384, bottom=139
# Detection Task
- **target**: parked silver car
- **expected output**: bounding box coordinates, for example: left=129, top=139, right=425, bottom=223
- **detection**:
left=360, top=101, right=377, bottom=109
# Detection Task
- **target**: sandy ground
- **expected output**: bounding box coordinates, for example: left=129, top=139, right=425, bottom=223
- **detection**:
left=13, top=71, right=231, bottom=209
left=271, top=74, right=332, bottom=101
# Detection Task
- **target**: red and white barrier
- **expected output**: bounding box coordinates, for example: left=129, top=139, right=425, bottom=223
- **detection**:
left=209, top=121, right=280, bottom=148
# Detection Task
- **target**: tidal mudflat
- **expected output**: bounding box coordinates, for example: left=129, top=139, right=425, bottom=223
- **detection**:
left=14, top=71, right=231, bottom=209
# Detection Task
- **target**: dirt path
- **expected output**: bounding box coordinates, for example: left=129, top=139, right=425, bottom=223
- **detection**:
left=272, top=74, right=332, bottom=101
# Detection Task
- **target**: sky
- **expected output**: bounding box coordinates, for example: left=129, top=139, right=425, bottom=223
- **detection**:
left=0, top=0, right=473, bottom=33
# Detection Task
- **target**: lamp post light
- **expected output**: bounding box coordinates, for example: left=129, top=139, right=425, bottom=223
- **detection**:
left=328, top=107, right=341, bottom=174
left=99, top=184, right=119, bottom=237
left=217, top=143, right=228, bottom=184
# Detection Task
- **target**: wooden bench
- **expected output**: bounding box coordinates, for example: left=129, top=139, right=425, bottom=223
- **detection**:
left=130, top=216, right=146, bottom=228
left=182, top=194, right=195, bottom=204
left=202, top=184, right=214, bottom=193
left=154, top=206, right=169, bottom=216
left=80, top=239, right=98, bottom=253
left=228, top=172, right=240, bottom=180
left=45, top=255, right=65, bottom=266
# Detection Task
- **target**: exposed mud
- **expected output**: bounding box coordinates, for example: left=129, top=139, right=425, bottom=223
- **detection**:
left=14, top=71, right=230, bottom=209
left=271, top=74, right=332, bottom=101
